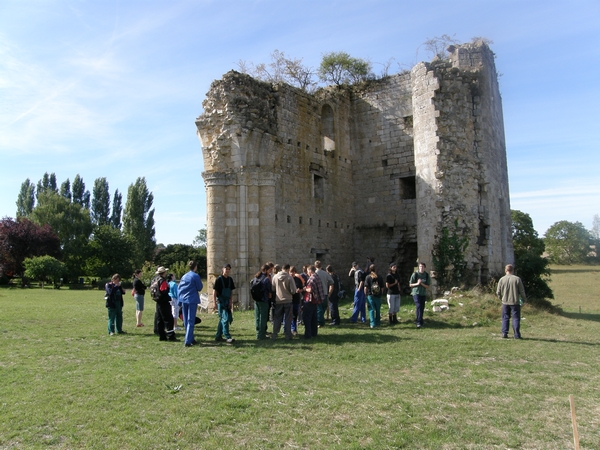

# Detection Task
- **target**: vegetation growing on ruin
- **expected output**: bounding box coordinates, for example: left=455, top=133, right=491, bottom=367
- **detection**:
left=432, top=220, right=469, bottom=289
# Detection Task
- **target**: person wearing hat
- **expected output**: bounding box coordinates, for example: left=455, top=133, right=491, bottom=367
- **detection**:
left=213, top=263, right=235, bottom=343
left=178, top=260, right=204, bottom=347
left=151, top=266, right=178, bottom=342
left=386, top=263, right=401, bottom=324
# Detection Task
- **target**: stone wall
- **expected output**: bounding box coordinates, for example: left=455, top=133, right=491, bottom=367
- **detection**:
left=197, top=41, right=513, bottom=308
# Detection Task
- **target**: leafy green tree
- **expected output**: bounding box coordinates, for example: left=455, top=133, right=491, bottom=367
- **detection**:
left=511, top=210, right=553, bottom=299
left=60, top=179, right=72, bottom=201
left=23, top=255, right=65, bottom=288
left=16, top=179, right=36, bottom=218
left=123, top=177, right=156, bottom=267
left=72, top=174, right=90, bottom=209
left=0, top=216, right=61, bottom=280
left=318, top=51, right=372, bottom=86
left=86, top=225, right=135, bottom=279
left=154, top=244, right=206, bottom=277
left=544, top=220, right=592, bottom=264
left=91, top=177, right=111, bottom=226
left=30, top=191, right=93, bottom=280
left=110, top=189, right=123, bottom=229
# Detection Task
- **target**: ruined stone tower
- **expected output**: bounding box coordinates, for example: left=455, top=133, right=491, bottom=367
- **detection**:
left=196, top=41, right=513, bottom=309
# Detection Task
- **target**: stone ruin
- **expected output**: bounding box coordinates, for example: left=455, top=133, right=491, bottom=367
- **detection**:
left=196, top=41, right=514, bottom=309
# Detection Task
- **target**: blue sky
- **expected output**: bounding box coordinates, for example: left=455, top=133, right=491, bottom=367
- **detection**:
left=1, top=0, right=598, bottom=245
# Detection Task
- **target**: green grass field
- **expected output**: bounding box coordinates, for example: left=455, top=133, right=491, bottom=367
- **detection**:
left=1, top=265, right=599, bottom=449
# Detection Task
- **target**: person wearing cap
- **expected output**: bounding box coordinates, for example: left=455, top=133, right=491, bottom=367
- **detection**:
left=151, top=266, right=178, bottom=342
left=349, top=261, right=367, bottom=324
left=386, top=263, right=401, bottom=324
left=213, top=263, right=235, bottom=343
left=178, top=260, right=204, bottom=347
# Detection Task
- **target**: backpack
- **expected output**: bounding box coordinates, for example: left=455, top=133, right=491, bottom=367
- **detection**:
left=250, top=274, right=264, bottom=301
left=371, top=277, right=381, bottom=296
left=150, top=276, right=162, bottom=302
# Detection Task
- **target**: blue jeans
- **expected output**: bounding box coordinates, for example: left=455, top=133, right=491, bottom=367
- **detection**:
left=367, top=295, right=381, bottom=328
left=216, top=303, right=232, bottom=340
left=182, top=302, right=198, bottom=345
left=413, top=295, right=426, bottom=326
left=501, top=304, right=521, bottom=337
left=350, top=289, right=366, bottom=323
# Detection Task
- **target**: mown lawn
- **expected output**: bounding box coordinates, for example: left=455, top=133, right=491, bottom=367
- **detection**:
left=1, top=266, right=599, bottom=449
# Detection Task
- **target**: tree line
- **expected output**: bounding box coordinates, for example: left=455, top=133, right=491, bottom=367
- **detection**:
left=1, top=173, right=159, bottom=285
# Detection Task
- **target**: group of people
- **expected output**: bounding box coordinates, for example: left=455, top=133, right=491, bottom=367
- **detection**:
left=104, top=258, right=527, bottom=344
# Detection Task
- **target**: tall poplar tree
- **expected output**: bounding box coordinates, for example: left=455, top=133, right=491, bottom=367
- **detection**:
left=16, top=179, right=36, bottom=218
left=91, top=177, right=111, bottom=226
left=60, top=179, right=72, bottom=201
left=123, top=177, right=156, bottom=266
left=72, top=174, right=90, bottom=210
left=110, top=189, right=123, bottom=230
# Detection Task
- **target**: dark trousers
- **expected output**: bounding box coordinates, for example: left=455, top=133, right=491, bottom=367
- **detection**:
left=302, top=302, right=318, bottom=339
left=156, top=301, right=175, bottom=340
left=329, top=298, right=340, bottom=324
left=501, top=304, right=521, bottom=337
left=413, top=295, right=426, bottom=326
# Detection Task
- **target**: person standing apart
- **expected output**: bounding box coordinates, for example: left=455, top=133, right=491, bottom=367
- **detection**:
left=496, top=264, right=526, bottom=339
left=105, top=274, right=126, bottom=335
left=386, top=263, right=401, bottom=324
left=177, top=261, right=203, bottom=346
left=349, top=262, right=367, bottom=324
left=364, top=264, right=384, bottom=328
left=132, top=269, right=146, bottom=327
left=409, top=262, right=430, bottom=328
left=213, top=263, right=235, bottom=343
left=168, top=274, right=181, bottom=331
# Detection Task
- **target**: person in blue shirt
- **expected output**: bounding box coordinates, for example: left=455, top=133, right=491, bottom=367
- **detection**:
left=178, top=261, right=204, bottom=347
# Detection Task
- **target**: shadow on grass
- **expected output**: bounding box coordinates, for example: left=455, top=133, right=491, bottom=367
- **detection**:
left=523, top=337, right=600, bottom=347
left=560, top=311, right=600, bottom=322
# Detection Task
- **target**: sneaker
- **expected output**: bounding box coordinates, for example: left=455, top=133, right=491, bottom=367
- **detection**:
left=117, top=331, right=127, bottom=334
left=226, top=338, right=235, bottom=343
left=109, top=332, right=115, bottom=336
left=502, top=334, right=508, bottom=339
left=168, top=337, right=179, bottom=342
left=215, top=337, right=224, bottom=342
left=185, top=342, right=195, bottom=347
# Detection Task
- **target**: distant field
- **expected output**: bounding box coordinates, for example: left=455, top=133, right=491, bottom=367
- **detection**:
left=0, top=266, right=599, bottom=449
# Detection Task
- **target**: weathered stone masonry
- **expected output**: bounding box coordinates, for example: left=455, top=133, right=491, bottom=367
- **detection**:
left=196, top=41, right=513, bottom=309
